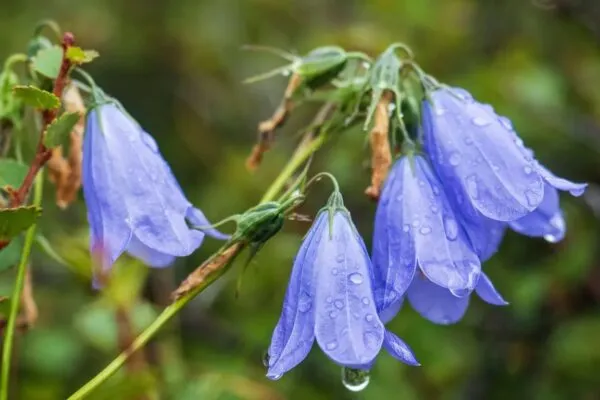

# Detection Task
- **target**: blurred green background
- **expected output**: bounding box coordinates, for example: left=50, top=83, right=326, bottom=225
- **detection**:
left=1, top=0, right=600, bottom=399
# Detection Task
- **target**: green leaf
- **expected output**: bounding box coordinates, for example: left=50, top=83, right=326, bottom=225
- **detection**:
left=65, top=47, right=99, bottom=64
left=0, top=70, right=22, bottom=120
left=0, top=235, right=23, bottom=271
left=31, top=45, right=63, bottom=79
left=0, top=159, right=28, bottom=188
left=0, top=296, right=11, bottom=316
left=43, top=112, right=80, bottom=148
left=0, top=206, right=42, bottom=241
left=12, top=85, right=60, bottom=110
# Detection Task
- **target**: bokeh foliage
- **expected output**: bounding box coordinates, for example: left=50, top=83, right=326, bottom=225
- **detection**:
left=1, top=0, right=599, bottom=399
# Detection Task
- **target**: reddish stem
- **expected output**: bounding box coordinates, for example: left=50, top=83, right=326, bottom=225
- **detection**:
left=9, top=32, right=75, bottom=208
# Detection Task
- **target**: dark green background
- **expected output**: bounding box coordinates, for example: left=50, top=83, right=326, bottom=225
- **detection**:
left=1, top=0, right=599, bottom=399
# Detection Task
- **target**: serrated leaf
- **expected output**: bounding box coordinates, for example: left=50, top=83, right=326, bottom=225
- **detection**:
left=43, top=112, right=80, bottom=148
left=32, top=46, right=63, bottom=79
left=12, top=86, right=60, bottom=110
left=0, top=206, right=42, bottom=241
left=0, top=159, right=28, bottom=188
left=66, top=47, right=99, bottom=64
left=0, top=235, right=23, bottom=271
left=0, top=70, right=22, bottom=119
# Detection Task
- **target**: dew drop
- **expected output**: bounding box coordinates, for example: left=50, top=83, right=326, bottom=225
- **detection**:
left=544, top=214, right=565, bottom=243
left=434, top=107, right=446, bottom=116
left=365, top=314, right=374, bottom=322
left=444, top=217, right=458, bottom=241
left=402, top=224, right=410, bottom=232
left=270, top=373, right=282, bottom=380
left=142, top=134, right=159, bottom=152
left=329, top=311, right=338, bottom=319
left=326, top=296, right=333, bottom=303
left=453, top=88, right=473, bottom=101
left=524, top=166, right=533, bottom=175
left=326, top=340, right=338, bottom=350
left=466, top=175, right=479, bottom=199
left=498, top=116, right=514, bottom=131
left=419, top=226, right=432, bottom=235
left=331, top=268, right=339, bottom=276
left=430, top=205, right=439, bottom=214
left=418, top=180, right=425, bottom=187
left=342, top=368, right=370, bottom=392
left=334, top=300, right=344, bottom=310
left=348, top=273, right=364, bottom=285
left=449, top=152, right=461, bottom=166
left=395, top=195, right=403, bottom=202
left=525, top=190, right=539, bottom=207
left=363, top=331, right=380, bottom=349
left=570, top=186, right=585, bottom=196
left=281, top=70, right=291, bottom=77
left=411, top=219, right=420, bottom=228
left=362, top=297, right=370, bottom=306
left=336, top=254, right=345, bottom=262
left=472, top=117, right=490, bottom=127
left=298, top=291, right=312, bottom=313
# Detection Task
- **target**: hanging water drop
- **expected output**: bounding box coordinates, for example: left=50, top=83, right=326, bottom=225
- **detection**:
left=444, top=217, right=458, bottom=241
left=348, top=272, right=364, bottom=285
left=472, top=117, right=490, bottom=127
left=449, top=152, right=461, bottom=166
left=342, top=367, right=370, bottom=392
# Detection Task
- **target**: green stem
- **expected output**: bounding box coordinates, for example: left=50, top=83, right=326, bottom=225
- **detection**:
left=0, top=172, right=44, bottom=400
left=67, top=133, right=327, bottom=400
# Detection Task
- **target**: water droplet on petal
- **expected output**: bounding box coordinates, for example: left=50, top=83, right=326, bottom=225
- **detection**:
left=142, top=134, right=159, bottom=152
left=411, top=219, right=420, bottom=228
left=326, top=340, right=338, bottom=350
left=419, top=226, right=432, bottom=235
left=544, top=213, right=565, bottom=243
left=525, top=190, right=539, bottom=207
left=362, top=297, right=370, bottom=305
left=348, top=273, right=364, bottom=285
left=449, top=152, right=461, bottom=166
left=342, top=368, right=370, bottom=392
left=402, top=224, right=410, bottom=232
left=270, top=373, right=282, bottom=380
left=444, top=217, right=459, bottom=241
left=430, top=205, right=439, bottom=214
left=453, top=88, right=473, bottom=101
left=363, top=331, right=380, bottom=349
left=434, top=107, right=446, bottom=116
left=298, top=291, right=312, bottom=313
left=498, top=116, right=514, bottom=131
left=472, top=117, right=490, bottom=127
left=326, top=296, right=333, bottom=303
left=524, top=166, right=533, bottom=175
left=332, top=268, right=339, bottom=276
left=466, top=175, right=479, bottom=199
left=570, top=187, right=585, bottom=196
left=329, top=311, right=338, bottom=319
left=336, top=254, right=345, bottom=262
left=365, top=314, right=374, bottom=322
left=334, top=300, right=344, bottom=310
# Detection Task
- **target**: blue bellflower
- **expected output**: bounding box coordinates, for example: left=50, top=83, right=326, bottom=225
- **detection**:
left=371, top=155, right=481, bottom=322
left=423, top=87, right=586, bottom=242
left=267, top=195, right=417, bottom=379
left=83, top=102, right=226, bottom=277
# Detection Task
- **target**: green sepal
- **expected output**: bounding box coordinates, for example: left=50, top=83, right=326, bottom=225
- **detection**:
left=66, top=47, right=99, bottom=65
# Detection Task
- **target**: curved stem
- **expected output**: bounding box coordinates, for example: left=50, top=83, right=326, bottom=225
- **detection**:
left=0, top=172, right=44, bottom=400
left=67, top=131, right=328, bottom=400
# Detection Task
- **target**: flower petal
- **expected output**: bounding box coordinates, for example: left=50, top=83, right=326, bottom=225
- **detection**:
left=407, top=276, right=470, bottom=325
left=266, top=213, right=325, bottom=379
left=83, top=108, right=132, bottom=272
left=475, top=273, right=508, bottom=306
left=423, top=88, right=544, bottom=221
left=126, top=236, right=175, bottom=267
left=314, top=212, right=385, bottom=368
left=382, top=330, right=420, bottom=366
left=537, top=164, right=586, bottom=197
left=412, top=157, right=481, bottom=293
left=509, top=183, right=565, bottom=243
left=372, top=158, right=416, bottom=316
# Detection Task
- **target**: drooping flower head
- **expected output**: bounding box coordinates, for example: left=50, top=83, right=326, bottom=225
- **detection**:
left=267, top=190, right=417, bottom=379
left=422, top=86, right=586, bottom=240
left=83, top=99, right=226, bottom=280
left=372, top=155, right=481, bottom=322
